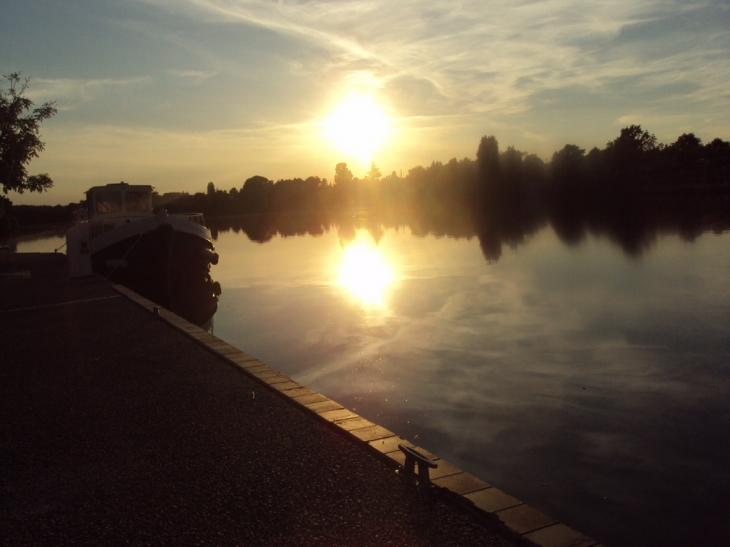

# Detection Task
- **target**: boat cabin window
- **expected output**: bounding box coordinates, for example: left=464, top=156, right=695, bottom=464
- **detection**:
left=96, top=191, right=122, bottom=214
left=125, top=191, right=150, bottom=212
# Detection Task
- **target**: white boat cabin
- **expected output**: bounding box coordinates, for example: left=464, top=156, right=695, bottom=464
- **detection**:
left=86, top=182, right=153, bottom=222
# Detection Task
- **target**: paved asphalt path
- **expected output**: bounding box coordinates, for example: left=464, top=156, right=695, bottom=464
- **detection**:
left=1, top=254, right=519, bottom=547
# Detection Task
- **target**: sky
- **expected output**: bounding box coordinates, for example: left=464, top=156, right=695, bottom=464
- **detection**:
left=2, top=0, right=729, bottom=205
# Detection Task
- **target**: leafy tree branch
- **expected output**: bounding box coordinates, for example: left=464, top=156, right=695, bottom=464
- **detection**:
left=0, top=72, right=57, bottom=194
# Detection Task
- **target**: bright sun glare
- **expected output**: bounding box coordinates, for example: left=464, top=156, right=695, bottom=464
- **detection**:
left=324, top=95, right=389, bottom=164
left=338, top=241, right=394, bottom=307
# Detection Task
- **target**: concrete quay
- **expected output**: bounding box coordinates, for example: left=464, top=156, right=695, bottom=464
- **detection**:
left=1, top=253, right=602, bottom=547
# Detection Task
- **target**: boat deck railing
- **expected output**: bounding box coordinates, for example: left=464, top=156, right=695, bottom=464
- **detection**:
left=176, top=213, right=206, bottom=227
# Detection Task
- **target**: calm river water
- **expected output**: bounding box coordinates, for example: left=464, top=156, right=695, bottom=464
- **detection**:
left=19, top=202, right=730, bottom=547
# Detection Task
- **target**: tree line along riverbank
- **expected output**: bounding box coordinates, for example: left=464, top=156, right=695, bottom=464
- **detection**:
left=2, top=125, right=729, bottom=235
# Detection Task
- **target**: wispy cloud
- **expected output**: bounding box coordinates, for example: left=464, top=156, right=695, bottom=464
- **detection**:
left=147, top=0, right=729, bottom=126
left=28, top=77, right=151, bottom=109
left=165, top=69, right=217, bottom=79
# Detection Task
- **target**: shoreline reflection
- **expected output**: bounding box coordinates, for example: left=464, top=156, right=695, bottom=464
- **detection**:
left=207, top=194, right=730, bottom=263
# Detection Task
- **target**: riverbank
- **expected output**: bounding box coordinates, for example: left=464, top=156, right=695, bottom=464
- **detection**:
left=0, top=253, right=600, bottom=546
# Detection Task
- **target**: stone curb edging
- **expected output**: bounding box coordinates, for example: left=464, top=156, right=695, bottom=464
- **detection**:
left=110, top=283, right=604, bottom=547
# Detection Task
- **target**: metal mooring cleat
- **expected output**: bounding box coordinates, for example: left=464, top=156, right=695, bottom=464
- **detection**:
left=398, top=444, right=438, bottom=488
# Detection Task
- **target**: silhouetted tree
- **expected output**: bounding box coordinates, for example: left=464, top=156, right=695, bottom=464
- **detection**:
left=523, top=154, right=547, bottom=186
left=334, top=163, right=354, bottom=186
left=502, top=146, right=524, bottom=187
left=334, top=163, right=354, bottom=205
left=241, top=175, right=274, bottom=212
left=0, top=73, right=57, bottom=194
left=706, top=138, right=730, bottom=159
left=585, top=147, right=603, bottom=173
left=671, top=133, right=703, bottom=156
left=704, top=138, right=730, bottom=182
left=366, top=162, right=381, bottom=181
left=0, top=195, right=16, bottom=234
left=605, top=125, right=658, bottom=184
left=477, top=135, right=500, bottom=190
left=608, top=125, right=658, bottom=155
left=551, top=144, right=586, bottom=182
left=658, top=133, right=704, bottom=184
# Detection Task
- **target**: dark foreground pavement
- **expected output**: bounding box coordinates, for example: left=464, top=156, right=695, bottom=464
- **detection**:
left=0, top=253, right=519, bottom=547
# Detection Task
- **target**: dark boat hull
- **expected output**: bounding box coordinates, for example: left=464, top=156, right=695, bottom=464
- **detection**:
left=91, top=223, right=220, bottom=327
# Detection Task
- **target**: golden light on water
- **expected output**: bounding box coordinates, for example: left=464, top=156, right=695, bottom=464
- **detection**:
left=323, top=94, right=390, bottom=165
left=337, top=240, right=395, bottom=307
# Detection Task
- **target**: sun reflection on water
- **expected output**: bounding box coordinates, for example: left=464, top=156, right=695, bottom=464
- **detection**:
left=337, top=239, right=395, bottom=307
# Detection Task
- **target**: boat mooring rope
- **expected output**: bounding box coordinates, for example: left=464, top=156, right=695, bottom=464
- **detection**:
left=105, top=233, right=143, bottom=280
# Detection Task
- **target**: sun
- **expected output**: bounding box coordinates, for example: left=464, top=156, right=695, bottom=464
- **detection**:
left=323, top=95, right=390, bottom=164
